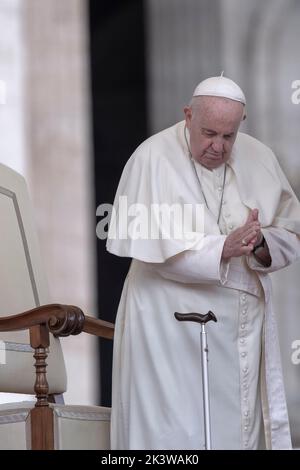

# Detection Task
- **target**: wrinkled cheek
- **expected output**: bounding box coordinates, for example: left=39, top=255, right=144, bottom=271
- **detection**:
left=191, top=144, right=206, bottom=160
left=198, top=145, right=211, bottom=158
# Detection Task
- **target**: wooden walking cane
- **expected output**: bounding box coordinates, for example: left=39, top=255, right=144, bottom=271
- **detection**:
left=174, top=311, right=217, bottom=450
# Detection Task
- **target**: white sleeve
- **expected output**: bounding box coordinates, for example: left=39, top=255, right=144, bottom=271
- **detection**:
left=149, top=234, right=229, bottom=284
left=247, top=227, right=300, bottom=273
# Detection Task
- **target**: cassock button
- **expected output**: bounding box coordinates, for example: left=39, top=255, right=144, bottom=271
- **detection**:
left=241, top=324, right=245, bottom=329
left=240, top=339, right=245, bottom=344
left=241, top=352, right=247, bottom=357
left=242, top=309, right=247, bottom=314
left=229, top=224, right=234, bottom=229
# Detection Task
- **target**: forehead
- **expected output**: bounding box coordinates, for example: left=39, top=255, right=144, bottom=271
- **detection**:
left=192, top=96, right=243, bottom=131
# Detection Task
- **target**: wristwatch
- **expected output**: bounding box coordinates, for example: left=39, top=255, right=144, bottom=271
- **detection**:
left=252, top=236, right=265, bottom=255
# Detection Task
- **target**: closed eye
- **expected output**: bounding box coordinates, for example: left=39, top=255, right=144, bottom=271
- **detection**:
left=202, top=129, right=216, bottom=136
left=201, top=128, right=234, bottom=139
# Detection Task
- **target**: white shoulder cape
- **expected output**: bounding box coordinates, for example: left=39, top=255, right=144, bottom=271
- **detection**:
left=107, top=121, right=300, bottom=261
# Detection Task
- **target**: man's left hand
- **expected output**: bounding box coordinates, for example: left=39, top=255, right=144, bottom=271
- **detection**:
left=246, top=208, right=263, bottom=247
left=247, top=208, right=272, bottom=267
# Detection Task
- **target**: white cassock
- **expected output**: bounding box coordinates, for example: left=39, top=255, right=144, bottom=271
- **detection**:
left=107, top=121, right=300, bottom=450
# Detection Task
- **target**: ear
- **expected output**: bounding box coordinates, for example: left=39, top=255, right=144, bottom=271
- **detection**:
left=184, top=106, right=192, bottom=128
left=242, top=107, right=247, bottom=121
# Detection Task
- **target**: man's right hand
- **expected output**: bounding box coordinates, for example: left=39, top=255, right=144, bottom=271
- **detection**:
left=222, top=211, right=261, bottom=260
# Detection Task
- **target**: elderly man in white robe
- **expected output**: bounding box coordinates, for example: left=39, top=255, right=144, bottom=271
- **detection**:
left=107, top=76, right=300, bottom=450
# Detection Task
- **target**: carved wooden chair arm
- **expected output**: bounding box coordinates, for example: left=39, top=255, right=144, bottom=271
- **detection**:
left=0, top=303, right=114, bottom=339
left=0, top=304, right=114, bottom=450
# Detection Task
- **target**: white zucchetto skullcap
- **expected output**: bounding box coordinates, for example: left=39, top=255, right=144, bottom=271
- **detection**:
left=193, top=75, right=246, bottom=105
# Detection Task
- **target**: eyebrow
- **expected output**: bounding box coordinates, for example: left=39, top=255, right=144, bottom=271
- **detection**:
left=202, top=128, right=234, bottom=137
left=202, top=128, right=216, bottom=133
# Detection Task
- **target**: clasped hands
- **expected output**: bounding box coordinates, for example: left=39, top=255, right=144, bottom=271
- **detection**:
left=222, top=208, right=263, bottom=261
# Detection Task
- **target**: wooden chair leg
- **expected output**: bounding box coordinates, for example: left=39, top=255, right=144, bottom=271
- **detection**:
left=31, top=407, right=54, bottom=450
left=30, top=325, right=54, bottom=450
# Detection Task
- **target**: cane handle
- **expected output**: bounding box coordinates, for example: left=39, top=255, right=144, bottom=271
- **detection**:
left=174, top=311, right=217, bottom=325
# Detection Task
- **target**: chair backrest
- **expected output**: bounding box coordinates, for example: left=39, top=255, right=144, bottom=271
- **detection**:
left=0, top=163, right=67, bottom=394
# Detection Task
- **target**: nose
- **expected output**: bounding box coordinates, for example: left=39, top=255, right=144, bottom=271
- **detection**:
left=211, top=137, right=224, bottom=153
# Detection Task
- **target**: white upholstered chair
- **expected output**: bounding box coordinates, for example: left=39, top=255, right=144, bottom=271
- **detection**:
left=0, top=162, right=114, bottom=449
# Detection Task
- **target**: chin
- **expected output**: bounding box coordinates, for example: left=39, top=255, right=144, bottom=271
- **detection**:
left=208, top=163, right=223, bottom=169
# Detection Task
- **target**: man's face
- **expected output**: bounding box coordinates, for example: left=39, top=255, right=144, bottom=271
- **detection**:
left=184, top=96, right=244, bottom=170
